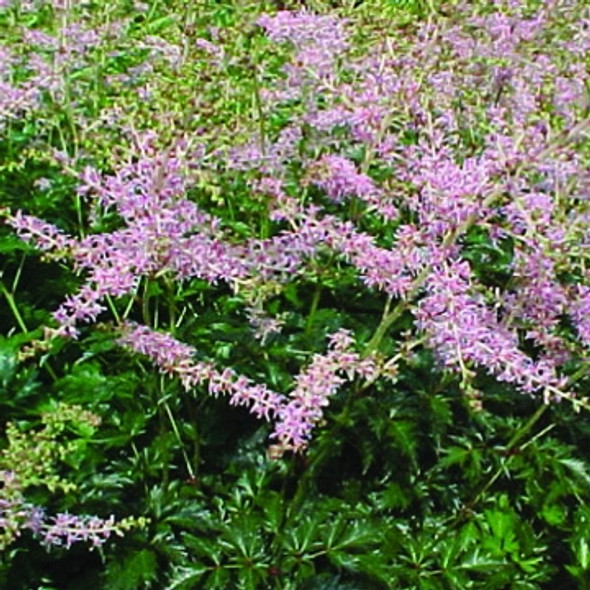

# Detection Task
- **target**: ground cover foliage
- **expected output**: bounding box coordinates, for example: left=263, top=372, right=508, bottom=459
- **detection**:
left=0, top=0, right=589, bottom=587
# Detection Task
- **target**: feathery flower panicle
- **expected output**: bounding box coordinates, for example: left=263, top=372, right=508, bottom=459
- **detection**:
left=409, top=152, right=494, bottom=238
left=227, top=125, right=304, bottom=175
left=119, top=323, right=383, bottom=450
left=36, top=512, right=120, bottom=549
left=416, top=261, right=566, bottom=394
left=307, top=155, right=380, bottom=203
left=51, top=290, right=107, bottom=339
left=195, top=38, right=225, bottom=66
left=570, top=286, right=590, bottom=348
left=141, top=35, right=184, bottom=69
left=256, top=10, right=350, bottom=103
left=0, top=469, right=139, bottom=551
left=10, top=134, right=260, bottom=333
left=5, top=212, right=73, bottom=260
left=316, top=216, right=420, bottom=298
left=256, top=10, right=349, bottom=54
left=303, top=104, right=351, bottom=134
left=504, top=248, right=568, bottom=342
left=496, top=171, right=586, bottom=362
left=117, top=323, right=286, bottom=422
left=271, top=329, right=379, bottom=454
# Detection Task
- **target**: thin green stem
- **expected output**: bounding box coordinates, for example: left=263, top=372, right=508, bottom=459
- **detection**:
left=141, top=279, right=152, bottom=326
left=304, top=285, right=322, bottom=337
left=105, top=293, right=122, bottom=325
left=10, top=255, right=25, bottom=293
left=252, top=64, right=267, bottom=158
left=159, top=392, right=195, bottom=480
left=0, top=278, right=58, bottom=381
left=145, top=0, right=161, bottom=22
left=1, top=280, right=28, bottom=334
left=363, top=295, right=399, bottom=356
left=568, top=362, right=590, bottom=387
left=463, top=403, right=549, bottom=514
left=505, top=403, right=548, bottom=450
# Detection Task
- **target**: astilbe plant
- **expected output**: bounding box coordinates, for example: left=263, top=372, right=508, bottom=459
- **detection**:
left=0, top=0, right=123, bottom=131
left=0, top=403, right=143, bottom=551
left=2, top=0, right=590, bottom=586
left=4, top=0, right=590, bottom=450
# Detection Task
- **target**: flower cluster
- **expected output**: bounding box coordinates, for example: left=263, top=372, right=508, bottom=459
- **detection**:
left=6, top=211, right=74, bottom=260
left=0, top=5, right=130, bottom=129
left=32, top=511, right=134, bottom=550
left=0, top=404, right=142, bottom=551
left=117, top=322, right=286, bottom=422
left=272, top=329, right=379, bottom=454
left=118, top=323, right=381, bottom=453
left=0, top=485, right=139, bottom=551
left=5, top=0, right=590, bottom=463
left=257, top=10, right=349, bottom=96
left=306, top=155, right=382, bottom=204
left=415, top=261, right=568, bottom=395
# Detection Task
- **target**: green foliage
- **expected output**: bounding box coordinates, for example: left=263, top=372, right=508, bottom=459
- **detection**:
left=104, top=549, right=159, bottom=590
left=2, top=0, right=590, bottom=588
